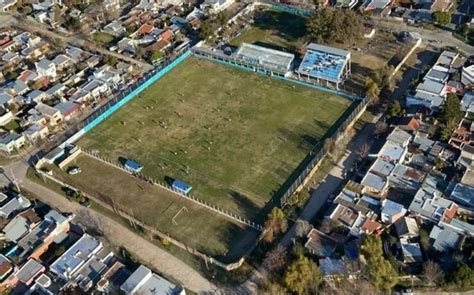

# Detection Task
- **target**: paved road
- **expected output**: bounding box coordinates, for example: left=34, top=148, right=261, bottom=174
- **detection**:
left=2, top=161, right=217, bottom=294
left=373, top=18, right=474, bottom=56
left=0, top=14, right=153, bottom=72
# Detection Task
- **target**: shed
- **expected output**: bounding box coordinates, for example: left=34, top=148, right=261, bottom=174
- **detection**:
left=124, top=160, right=143, bottom=173
left=172, top=180, right=192, bottom=194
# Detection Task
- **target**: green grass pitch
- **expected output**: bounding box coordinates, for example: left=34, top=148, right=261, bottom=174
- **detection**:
left=78, top=56, right=351, bottom=220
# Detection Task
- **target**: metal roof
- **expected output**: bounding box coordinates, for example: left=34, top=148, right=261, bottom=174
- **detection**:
left=235, top=43, right=295, bottom=72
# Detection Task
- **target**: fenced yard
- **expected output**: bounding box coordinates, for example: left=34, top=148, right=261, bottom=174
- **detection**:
left=49, top=153, right=260, bottom=261
left=77, top=56, right=350, bottom=221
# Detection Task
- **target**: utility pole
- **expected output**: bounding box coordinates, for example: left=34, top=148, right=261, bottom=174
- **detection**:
left=10, top=169, right=20, bottom=193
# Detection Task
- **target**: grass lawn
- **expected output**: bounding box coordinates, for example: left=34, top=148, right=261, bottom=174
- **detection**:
left=38, top=154, right=260, bottom=260
left=229, top=10, right=307, bottom=52
left=92, top=32, right=115, bottom=45
left=77, top=56, right=350, bottom=221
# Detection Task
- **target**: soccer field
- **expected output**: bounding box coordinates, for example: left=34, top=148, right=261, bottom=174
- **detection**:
left=78, top=56, right=350, bottom=220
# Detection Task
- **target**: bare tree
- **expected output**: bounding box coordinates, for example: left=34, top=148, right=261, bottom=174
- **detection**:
left=262, top=245, right=287, bottom=273
left=422, top=260, right=443, bottom=287
left=324, top=137, right=336, bottom=154
left=295, top=220, right=311, bottom=238
left=319, top=219, right=339, bottom=234
left=374, top=122, right=388, bottom=137
left=357, top=143, right=370, bottom=160
left=76, top=209, right=106, bottom=238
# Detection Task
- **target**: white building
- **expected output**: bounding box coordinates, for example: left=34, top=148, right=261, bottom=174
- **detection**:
left=0, top=132, right=25, bottom=153
left=462, top=65, right=474, bottom=88
left=35, top=59, right=57, bottom=78
left=200, top=0, right=234, bottom=13
left=121, top=265, right=185, bottom=295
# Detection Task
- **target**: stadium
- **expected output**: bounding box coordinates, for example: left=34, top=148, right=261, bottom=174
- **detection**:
left=46, top=41, right=355, bottom=260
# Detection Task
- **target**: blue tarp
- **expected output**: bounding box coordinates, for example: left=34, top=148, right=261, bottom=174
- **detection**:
left=172, top=179, right=192, bottom=194
left=125, top=160, right=143, bottom=172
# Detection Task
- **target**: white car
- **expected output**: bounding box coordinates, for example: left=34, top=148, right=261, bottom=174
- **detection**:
left=67, top=166, right=82, bottom=175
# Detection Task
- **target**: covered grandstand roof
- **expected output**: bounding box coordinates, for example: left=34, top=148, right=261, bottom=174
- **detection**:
left=235, top=43, right=295, bottom=72
left=297, top=43, right=351, bottom=83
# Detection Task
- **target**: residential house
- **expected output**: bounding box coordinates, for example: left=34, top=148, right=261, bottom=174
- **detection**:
left=17, top=209, right=70, bottom=260
left=448, top=119, right=473, bottom=149
left=360, top=219, right=383, bottom=235
left=26, top=90, right=50, bottom=104
left=388, top=163, right=425, bottom=192
left=304, top=229, right=338, bottom=257
left=24, top=124, right=49, bottom=142
left=103, top=21, right=126, bottom=37
left=0, top=0, right=18, bottom=13
left=45, top=83, right=67, bottom=98
left=35, top=103, right=63, bottom=125
left=93, top=67, right=122, bottom=87
left=457, top=144, right=474, bottom=169
left=52, top=54, right=72, bottom=71
left=54, top=101, right=80, bottom=121
left=361, top=172, right=389, bottom=195
left=6, top=80, right=29, bottom=96
left=381, top=199, right=407, bottom=224
left=200, top=0, right=234, bottom=13
left=4, top=258, right=45, bottom=288
left=399, top=239, right=423, bottom=263
left=408, top=188, right=458, bottom=222
left=462, top=65, right=474, bottom=88
left=2, top=209, right=41, bottom=243
left=80, top=79, right=109, bottom=101
left=449, top=183, right=474, bottom=210
left=0, top=92, right=13, bottom=107
left=69, top=253, right=112, bottom=292
left=18, top=70, right=41, bottom=85
left=35, top=59, right=56, bottom=78
left=395, top=216, right=419, bottom=238
left=121, top=265, right=185, bottom=295
left=0, top=193, right=30, bottom=218
left=406, top=79, right=447, bottom=110
left=429, top=225, right=460, bottom=252
left=395, top=116, right=422, bottom=133
left=0, top=107, right=13, bottom=126
left=0, top=132, right=25, bottom=153
left=50, top=234, right=103, bottom=280
left=66, top=46, right=86, bottom=63
left=0, top=255, right=13, bottom=282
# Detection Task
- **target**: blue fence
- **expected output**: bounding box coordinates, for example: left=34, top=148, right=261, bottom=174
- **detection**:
left=271, top=3, right=312, bottom=17
left=62, top=51, right=191, bottom=147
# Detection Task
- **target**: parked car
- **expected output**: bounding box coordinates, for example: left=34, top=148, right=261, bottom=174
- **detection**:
left=67, top=166, right=82, bottom=175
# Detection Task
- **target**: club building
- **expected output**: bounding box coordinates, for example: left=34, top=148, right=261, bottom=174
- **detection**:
left=296, top=43, right=351, bottom=89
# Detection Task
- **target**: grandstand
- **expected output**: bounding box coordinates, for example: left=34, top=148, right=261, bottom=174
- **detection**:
left=234, top=43, right=295, bottom=76
left=297, top=43, right=351, bottom=89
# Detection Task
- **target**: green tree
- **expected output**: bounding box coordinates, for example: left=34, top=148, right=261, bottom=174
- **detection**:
left=360, top=235, right=398, bottom=292
left=263, top=208, right=288, bottom=243
left=151, top=50, right=164, bottom=61
left=449, top=263, right=474, bottom=289
left=284, top=255, right=322, bottom=294
left=199, top=21, right=213, bottom=40
left=105, top=55, right=118, bottom=66
left=54, top=245, right=66, bottom=257
left=438, top=93, right=463, bottom=141
left=439, top=93, right=463, bottom=125
left=433, top=11, right=451, bottom=26
left=365, top=77, right=380, bottom=104
left=388, top=100, right=403, bottom=118
left=306, top=8, right=363, bottom=44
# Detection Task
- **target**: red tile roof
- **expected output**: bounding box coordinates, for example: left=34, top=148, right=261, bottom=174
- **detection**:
left=160, top=29, right=174, bottom=41
left=138, top=24, right=154, bottom=35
